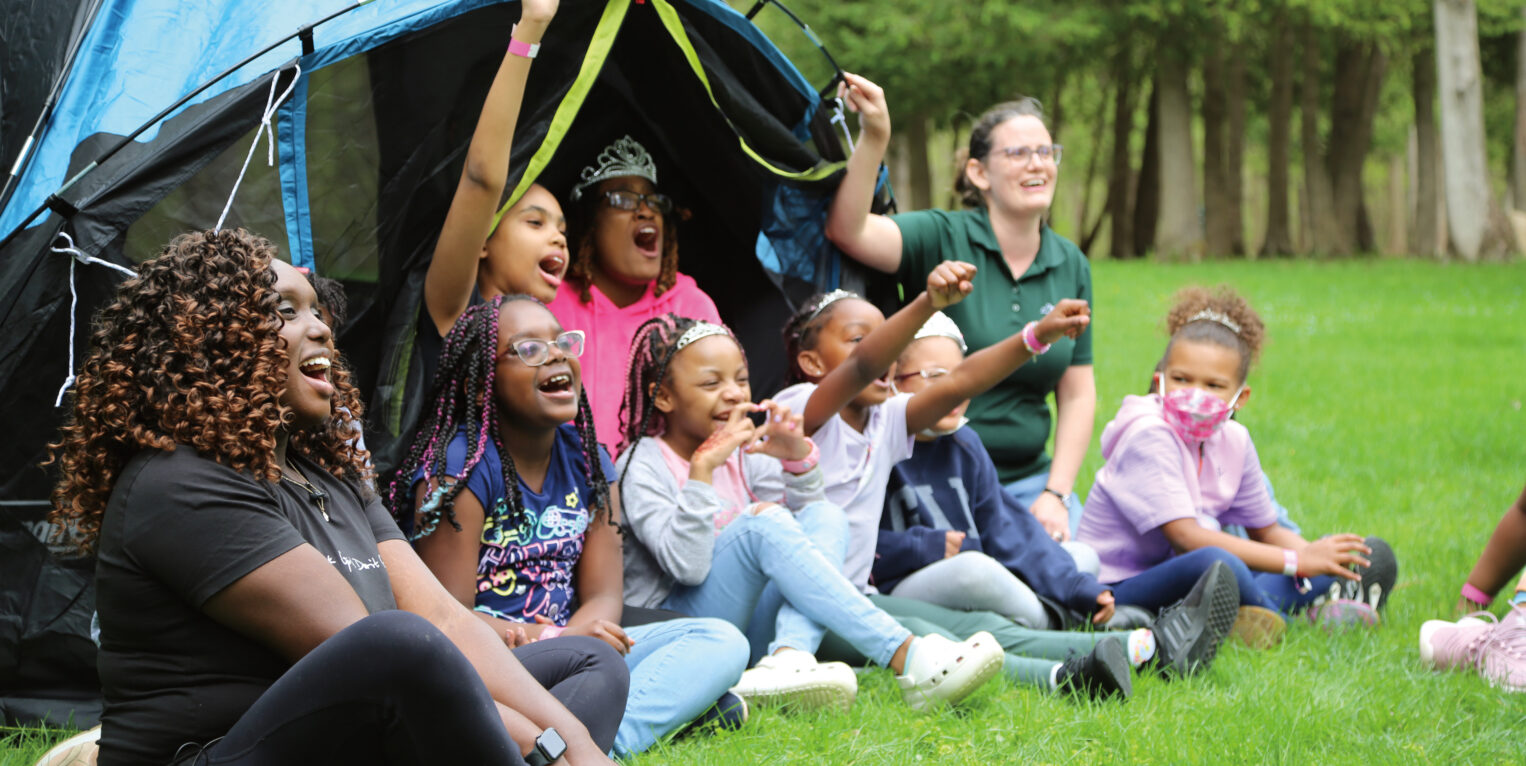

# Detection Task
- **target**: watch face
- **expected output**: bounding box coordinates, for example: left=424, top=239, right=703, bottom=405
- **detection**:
left=538, top=728, right=567, bottom=759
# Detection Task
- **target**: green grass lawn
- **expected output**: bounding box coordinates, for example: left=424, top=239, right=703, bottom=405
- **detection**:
left=6, top=258, right=1525, bottom=765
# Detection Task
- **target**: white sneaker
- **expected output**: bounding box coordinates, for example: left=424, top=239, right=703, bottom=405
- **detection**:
left=895, top=632, right=1004, bottom=713
left=728, top=649, right=857, bottom=713
left=33, top=725, right=100, bottom=766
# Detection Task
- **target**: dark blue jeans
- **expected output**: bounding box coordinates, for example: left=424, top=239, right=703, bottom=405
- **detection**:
left=1109, top=547, right=1335, bottom=615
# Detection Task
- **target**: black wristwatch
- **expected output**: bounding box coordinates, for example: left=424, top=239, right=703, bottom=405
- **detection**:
left=1043, top=487, right=1072, bottom=505
left=524, top=727, right=567, bottom=766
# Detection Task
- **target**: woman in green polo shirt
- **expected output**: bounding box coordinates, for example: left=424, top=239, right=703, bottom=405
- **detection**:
left=825, top=73, right=1094, bottom=543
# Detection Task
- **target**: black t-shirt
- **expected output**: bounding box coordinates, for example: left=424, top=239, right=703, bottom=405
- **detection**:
left=95, top=446, right=404, bottom=766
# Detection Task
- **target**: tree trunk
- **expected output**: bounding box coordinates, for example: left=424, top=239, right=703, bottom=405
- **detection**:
left=1434, top=0, right=1515, bottom=260
left=1513, top=7, right=1526, bottom=209
left=905, top=114, right=932, bottom=212
left=1262, top=12, right=1296, bottom=256
left=1412, top=44, right=1441, bottom=257
left=1386, top=154, right=1408, bottom=253
left=1075, top=95, right=1108, bottom=248
left=1133, top=81, right=1160, bottom=256
left=1326, top=39, right=1387, bottom=254
left=1203, top=35, right=1232, bottom=256
left=1109, top=44, right=1138, bottom=259
left=1155, top=49, right=1204, bottom=259
left=1300, top=21, right=1341, bottom=255
left=1225, top=42, right=1248, bottom=255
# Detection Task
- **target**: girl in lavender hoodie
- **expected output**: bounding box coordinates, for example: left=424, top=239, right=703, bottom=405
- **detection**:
left=1076, top=286, right=1395, bottom=648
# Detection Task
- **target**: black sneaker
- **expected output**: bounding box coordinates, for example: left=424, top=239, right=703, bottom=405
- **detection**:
left=1056, top=636, right=1132, bottom=701
left=1152, top=560, right=1240, bottom=678
left=678, top=691, right=749, bottom=737
left=1339, top=536, right=1396, bottom=612
left=1103, top=604, right=1157, bottom=631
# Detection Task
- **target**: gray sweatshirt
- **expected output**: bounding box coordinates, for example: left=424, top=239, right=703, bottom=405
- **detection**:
left=616, top=436, right=827, bottom=608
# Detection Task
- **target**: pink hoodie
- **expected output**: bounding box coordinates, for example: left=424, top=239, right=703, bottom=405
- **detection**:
left=1076, top=394, right=1278, bottom=583
left=546, top=273, right=720, bottom=452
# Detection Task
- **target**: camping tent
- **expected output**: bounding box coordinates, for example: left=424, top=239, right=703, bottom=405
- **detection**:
left=0, top=0, right=891, bottom=726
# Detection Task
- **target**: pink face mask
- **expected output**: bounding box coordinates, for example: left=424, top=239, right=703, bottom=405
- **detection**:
left=1156, top=375, right=1243, bottom=443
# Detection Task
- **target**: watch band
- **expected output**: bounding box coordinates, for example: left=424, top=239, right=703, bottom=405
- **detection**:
left=1042, top=487, right=1069, bottom=503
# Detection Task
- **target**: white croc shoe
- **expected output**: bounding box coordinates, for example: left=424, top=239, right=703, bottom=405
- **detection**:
left=729, top=649, right=857, bottom=713
left=896, top=631, right=1004, bottom=713
left=33, top=725, right=100, bottom=766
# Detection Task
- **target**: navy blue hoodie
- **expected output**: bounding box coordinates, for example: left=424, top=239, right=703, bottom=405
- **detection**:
left=875, top=427, right=1107, bottom=616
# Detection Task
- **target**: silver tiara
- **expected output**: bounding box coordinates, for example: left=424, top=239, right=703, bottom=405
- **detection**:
left=1188, top=308, right=1242, bottom=334
left=914, top=311, right=967, bottom=352
left=675, top=321, right=731, bottom=352
left=806, top=289, right=858, bottom=323
left=571, top=135, right=658, bottom=200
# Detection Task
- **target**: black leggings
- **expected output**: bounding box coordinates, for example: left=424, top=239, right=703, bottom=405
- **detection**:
left=184, top=611, right=625, bottom=765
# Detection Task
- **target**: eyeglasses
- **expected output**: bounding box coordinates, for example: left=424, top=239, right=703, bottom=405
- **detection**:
left=499, top=330, right=585, bottom=367
left=893, top=367, right=950, bottom=383
left=601, top=190, right=674, bottom=215
left=992, top=144, right=1062, bottom=166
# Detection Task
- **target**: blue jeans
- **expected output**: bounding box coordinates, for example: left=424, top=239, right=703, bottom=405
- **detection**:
left=661, top=502, right=911, bottom=667
left=1108, top=547, right=1335, bottom=615
left=614, top=618, right=748, bottom=758
left=1004, top=471, right=1086, bottom=537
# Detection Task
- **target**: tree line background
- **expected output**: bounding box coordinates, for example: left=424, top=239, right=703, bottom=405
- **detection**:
left=736, top=0, right=1526, bottom=262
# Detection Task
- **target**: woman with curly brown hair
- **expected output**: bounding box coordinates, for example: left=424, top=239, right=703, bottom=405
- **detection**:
left=52, top=228, right=621, bottom=766
left=546, top=135, right=721, bottom=451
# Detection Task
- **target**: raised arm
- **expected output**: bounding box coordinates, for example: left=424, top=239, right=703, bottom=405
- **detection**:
left=802, top=261, right=976, bottom=435
left=424, top=1, right=556, bottom=336
left=905, top=299, right=1090, bottom=434
left=824, top=72, right=904, bottom=274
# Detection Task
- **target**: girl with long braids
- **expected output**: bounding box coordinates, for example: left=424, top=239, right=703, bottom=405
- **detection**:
left=547, top=135, right=721, bottom=450
left=55, top=229, right=617, bottom=766
left=616, top=313, right=1012, bottom=713
left=390, top=295, right=749, bottom=757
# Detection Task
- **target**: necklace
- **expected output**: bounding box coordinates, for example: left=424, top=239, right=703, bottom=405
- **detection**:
left=280, top=461, right=331, bottom=523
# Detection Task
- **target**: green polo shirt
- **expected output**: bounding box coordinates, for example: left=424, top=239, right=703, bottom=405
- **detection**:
left=892, top=206, right=1093, bottom=482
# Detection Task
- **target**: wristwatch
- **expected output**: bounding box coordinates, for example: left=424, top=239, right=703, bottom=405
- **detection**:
left=524, top=727, right=566, bottom=766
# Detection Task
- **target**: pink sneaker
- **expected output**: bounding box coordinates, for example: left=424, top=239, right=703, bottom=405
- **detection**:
left=1419, top=608, right=1526, bottom=692
left=1420, top=613, right=1493, bottom=670
left=1481, top=605, right=1526, bottom=692
left=1306, top=599, right=1378, bottom=633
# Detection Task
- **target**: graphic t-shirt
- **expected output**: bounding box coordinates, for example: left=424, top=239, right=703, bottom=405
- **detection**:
left=96, top=447, right=403, bottom=766
left=426, top=423, right=615, bottom=626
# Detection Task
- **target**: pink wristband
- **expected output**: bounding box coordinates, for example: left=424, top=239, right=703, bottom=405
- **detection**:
left=507, top=25, right=540, bottom=59
left=1021, top=321, right=1051, bottom=355
left=537, top=624, right=564, bottom=640
left=780, top=439, right=820, bottom=475
left=1461, top=582, right=1493, bottom=607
